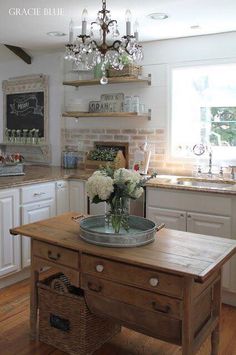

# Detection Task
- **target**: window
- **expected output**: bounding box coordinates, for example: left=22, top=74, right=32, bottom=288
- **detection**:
left=171, top=63, right=236, bottom=162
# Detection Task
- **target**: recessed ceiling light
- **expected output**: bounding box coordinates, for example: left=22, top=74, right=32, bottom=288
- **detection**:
left=47, top=31, right=67, bottom=37
left=190, top=25, right=200, bottom=30
left=147, top=13, right=168, bottom=20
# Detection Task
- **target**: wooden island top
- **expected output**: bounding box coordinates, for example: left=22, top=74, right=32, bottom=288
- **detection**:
left=11, top=212, right=236, bottom=282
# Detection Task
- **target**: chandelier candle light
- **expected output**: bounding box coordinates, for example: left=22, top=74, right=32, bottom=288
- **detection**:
left=64, top=0, right=143, bottom=84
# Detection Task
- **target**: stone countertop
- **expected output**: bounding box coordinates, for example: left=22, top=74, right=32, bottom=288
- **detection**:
left=0, top=165, right=94, bottom=189
left=146, top=175, right=236, bottom=195
left=0, top=166, right=236, bottom=195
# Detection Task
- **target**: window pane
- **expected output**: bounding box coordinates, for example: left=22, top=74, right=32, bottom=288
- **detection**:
left=171, top=63, right=236, bottom=161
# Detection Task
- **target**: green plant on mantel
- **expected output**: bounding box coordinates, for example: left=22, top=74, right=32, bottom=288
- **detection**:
left=88, top=148, right=118, bottom=161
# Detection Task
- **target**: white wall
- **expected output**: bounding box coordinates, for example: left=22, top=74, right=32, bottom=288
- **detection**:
left=1, top=31, right=236, bottom=169
left=0, top=49, right=64, bottom=165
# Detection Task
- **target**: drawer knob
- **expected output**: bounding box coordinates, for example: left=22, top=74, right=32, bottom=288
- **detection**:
left=48, top=251, right=61, bottom=261
left=96, top=264, right=104, bottom=273
left=149, top=277, right=159, bottom=287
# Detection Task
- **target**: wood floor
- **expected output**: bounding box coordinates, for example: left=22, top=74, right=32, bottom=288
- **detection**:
left=0, top=279, right=236, bottom=355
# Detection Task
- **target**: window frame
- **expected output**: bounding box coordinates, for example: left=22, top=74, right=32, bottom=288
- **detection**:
left=168, top=58, right=236, bottom=166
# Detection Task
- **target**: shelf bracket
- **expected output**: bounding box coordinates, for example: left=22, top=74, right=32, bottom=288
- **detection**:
left=148, top=109, right=152, bottom=121
left=148, top=74, right=152, bottom=86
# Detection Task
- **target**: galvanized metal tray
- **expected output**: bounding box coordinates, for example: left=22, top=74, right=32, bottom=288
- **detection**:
left=75, top=215, right=164, bottom=248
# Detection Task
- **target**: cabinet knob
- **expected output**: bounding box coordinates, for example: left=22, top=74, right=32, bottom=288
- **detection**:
left=187, top=214, right=191, bottom=218
left=149, top=277, right=159, bottom=287
left=96, top=264, right=104, bottom=273
left=180, top=213, right=184, bottom=217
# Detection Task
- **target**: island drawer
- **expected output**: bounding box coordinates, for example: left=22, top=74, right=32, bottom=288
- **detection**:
left=33, top=240, right=79, bottom=269
left=85, top=292, right=182, bottom=346
left=81, top=254, right=184, bottom=298
left=82, top=274, right=182, bottom=319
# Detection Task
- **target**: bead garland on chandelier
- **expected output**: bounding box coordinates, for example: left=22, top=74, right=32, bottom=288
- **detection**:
left=64, top=0, right=143, bottom=84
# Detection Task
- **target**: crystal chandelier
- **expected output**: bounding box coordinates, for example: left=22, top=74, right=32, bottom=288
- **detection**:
left=64, top=0, right=143, bottom=84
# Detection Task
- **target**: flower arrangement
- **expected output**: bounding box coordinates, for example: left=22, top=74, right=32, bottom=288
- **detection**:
left=87, top=166, right=157, bottom=233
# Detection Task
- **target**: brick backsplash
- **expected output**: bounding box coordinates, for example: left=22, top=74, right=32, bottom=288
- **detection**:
left=61, top=127, right=194, bottom=175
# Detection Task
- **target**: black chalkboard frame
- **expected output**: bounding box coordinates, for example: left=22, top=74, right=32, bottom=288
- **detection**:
left=2, top=74, right=49, bottom=144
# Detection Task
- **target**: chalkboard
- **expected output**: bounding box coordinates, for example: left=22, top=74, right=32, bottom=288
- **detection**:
left=6, top=91, right=44, bottom=136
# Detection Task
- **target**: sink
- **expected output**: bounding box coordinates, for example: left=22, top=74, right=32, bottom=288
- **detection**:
left=176, top=178, right=236, bottom=190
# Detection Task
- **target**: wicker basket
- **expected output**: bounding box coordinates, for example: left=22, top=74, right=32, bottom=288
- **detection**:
left=108, top=64, right=142, bottom=78
left=38, top=273, right=121, bottom=355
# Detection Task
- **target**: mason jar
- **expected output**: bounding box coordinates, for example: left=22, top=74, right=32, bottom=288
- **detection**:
left=62, top=151, right=78, bottom=169
left=132, top=96, right=140, bottom=113
left=124, top=96, right=132, bottom=112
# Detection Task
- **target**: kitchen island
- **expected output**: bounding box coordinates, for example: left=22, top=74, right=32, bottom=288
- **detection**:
left=10, top=212, right=236, bottom=355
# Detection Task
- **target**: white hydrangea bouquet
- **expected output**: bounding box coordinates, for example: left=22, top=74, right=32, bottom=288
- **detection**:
left=87, top=166, right=157, bottom=233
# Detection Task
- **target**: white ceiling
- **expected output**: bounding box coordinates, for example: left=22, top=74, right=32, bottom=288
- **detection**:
left=0, top=0, right=236, bottom=51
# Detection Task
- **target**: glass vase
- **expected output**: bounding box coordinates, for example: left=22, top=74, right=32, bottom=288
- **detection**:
left=106, top=197, right=129, bottom=234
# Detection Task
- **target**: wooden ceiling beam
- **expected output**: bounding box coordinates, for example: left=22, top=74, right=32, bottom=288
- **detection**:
left=4, top=44, right=31, bottom=64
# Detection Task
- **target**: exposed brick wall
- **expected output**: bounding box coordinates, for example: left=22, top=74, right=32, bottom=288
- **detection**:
left=61, top=127, right=194, bottom=175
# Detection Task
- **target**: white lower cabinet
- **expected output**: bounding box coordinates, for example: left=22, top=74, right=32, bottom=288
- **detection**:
left=146, top=187, right=233, bottom=290
left=147, top=207, right=186, bottom=231
left=21, top=183, right=56, bottom=268
left=0, top=188, right=20, bottom=277
left=69, top=180, right=87, bottom=214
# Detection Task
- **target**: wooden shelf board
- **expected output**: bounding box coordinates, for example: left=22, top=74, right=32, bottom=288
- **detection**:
left=63, top=75, right=151, bottom=87
left=62, top=111, right=151, bottom=119
left=0, top=142, right=47, bottom=147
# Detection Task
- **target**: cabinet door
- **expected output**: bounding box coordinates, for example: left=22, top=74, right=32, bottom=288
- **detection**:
left=146, top=207, right=186, bottom=231
left=56, top=180, right=69, bottom=215
left=187, top=212, right=231, bottom=289
left=69, top=180, right=87, bottom=214
left=21, top=199, right=56, bottom=268
left=0, top=189, right=20, bottom=277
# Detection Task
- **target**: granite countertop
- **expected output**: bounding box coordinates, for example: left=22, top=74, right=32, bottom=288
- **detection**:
left=0, top=165, right=236, bottom=195
left=0, top=165, right=94, bottom=189
left=147, top=175, right=236, bottom=195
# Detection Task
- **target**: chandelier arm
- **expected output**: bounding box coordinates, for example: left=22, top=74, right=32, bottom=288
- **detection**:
left=108, top=19, right=117, bottom=27
left=109, top=40, right=122, bottom=51
left=90, top=40, right=99, bottom=50
left=123, top=40, right=133, bottom=56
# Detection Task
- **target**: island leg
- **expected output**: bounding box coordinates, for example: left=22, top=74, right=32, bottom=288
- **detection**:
left=211, top=324, right=220, bottom=355
left=182, top=277, right=194, bottom=355
left=211, top=273, right=221, bottom=355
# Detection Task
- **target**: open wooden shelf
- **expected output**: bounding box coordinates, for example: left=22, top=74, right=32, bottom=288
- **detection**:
left=63, top=74, right=151, bottom=87
left=0, top=142, right=47, bottom=147
left=62, top=110, right=151, bottom=120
